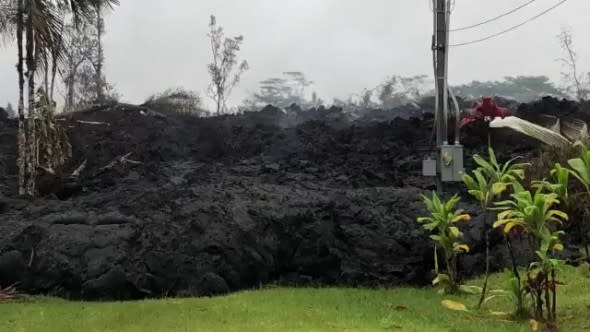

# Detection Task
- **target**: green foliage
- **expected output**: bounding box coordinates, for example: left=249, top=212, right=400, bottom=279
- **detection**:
left=462, top=147, right=528, bottom=310
left=417, top=192, right=470, bottom=294
left=532, top=163, right=570, bottom=203
left=493, top=186, right=567, bottom=242
left=494, top=177, right=568, bottom=323
left=568, top=141, right=590, bottom=192
left=463, top=147, right=528, bottom=207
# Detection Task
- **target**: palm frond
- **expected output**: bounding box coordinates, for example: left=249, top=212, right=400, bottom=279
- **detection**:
left=490, top=116, right=571, bottom=148
left=63, top=0, right=118, bottom=26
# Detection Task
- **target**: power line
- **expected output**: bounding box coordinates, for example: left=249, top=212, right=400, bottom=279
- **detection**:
left=450, top=0, right=538, bottom=32
left=450, top=0, right=569, bottom=47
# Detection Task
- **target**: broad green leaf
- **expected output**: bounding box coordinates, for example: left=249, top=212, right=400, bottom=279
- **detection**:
left=467, top=190, right=485, bottom=202
left=492, top=219, right=509, bottom=228
left=458, top=285, right=482, bottom=295
left=504, top=221, right=526, bottom=233
left=546, top=210, right=568, bottom=222
left=449, top=227, right=461, bottom=238
left=568, top=158, right=590, bottom=184
left=429, top=235, right=442, bottom=242
left=463, top=174, right=478, bottom=191
left=492, top=182, right=507, bottom=195
left=441, top=300, right=468, bottom=312
left=454, top=243, right=470, bottom=253
left=452, top=214, right=471, bottom=222
left=488, top=147, right=498, bottom=167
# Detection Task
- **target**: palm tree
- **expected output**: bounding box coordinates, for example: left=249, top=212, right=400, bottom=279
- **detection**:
left=1, top=0, right=118, bottom=197
left=0, top=0, right=27, bottom=195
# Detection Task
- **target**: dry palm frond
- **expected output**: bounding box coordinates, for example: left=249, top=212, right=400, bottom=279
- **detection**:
left=490, top=116, right=571, bottom=147
left=562, top=118, right=589, bottom=142
left=0, top=283, right=20, bottom=302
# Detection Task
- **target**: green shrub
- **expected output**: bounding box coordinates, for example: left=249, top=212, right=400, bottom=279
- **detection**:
left=417, top=192, right=471, bottom=294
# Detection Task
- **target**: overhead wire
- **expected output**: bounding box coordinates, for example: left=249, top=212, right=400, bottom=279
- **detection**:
left=450, top=0, right=537, bottom=32
left=449, top=0, right=569, bottom=47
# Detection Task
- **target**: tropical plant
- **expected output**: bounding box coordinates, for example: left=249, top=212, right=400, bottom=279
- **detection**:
left=417, top=192, right=471, bottom=294
left=462, top=147, right=528, bottom=308
left=568, top=141, right=590, bottom=192
left=564, top=141, right=590, bottom=262
left=494, top=183, right=568, bottom=324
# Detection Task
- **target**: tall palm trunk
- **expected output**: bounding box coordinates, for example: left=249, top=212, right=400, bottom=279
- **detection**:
left=25, top=2, right=37, bottom=197
left=95, top=6, right=104, bottom=102
left=16, top=0, right=26, bottom=196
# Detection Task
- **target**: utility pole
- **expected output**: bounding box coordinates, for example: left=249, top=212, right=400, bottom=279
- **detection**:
left=423, top=0, right=462, bottom=192
left=435, top=0, right=449, bottom=193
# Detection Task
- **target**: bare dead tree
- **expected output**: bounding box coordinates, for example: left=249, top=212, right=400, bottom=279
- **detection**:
left=60, top=20, right=97, bottom=111
left=558, top=28, right=589, bottom=101
left=207, top=15, right=248, bottom=116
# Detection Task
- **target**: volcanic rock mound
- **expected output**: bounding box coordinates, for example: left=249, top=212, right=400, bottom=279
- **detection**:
left=0, top=97, right=585, bottom=299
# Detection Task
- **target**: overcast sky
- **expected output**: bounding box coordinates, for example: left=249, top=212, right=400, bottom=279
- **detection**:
left=0, top=0, right=588, bottom=110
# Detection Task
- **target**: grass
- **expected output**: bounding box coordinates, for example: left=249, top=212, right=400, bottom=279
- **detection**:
left=1, top=266, right=589, bottom=332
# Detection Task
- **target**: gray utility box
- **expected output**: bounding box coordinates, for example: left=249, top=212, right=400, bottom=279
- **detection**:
left=440, top=144, right=464, bottom=182
left=422, top=158, right=437, bottom=177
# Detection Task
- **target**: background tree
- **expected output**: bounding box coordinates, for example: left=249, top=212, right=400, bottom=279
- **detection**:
left=143, top=88, right=207, bottom=116
left=452, top=76, right=564, bottom=102
left=59, top=9, right=117, bottom=112
left=5, top=103, right=15, bottom=118
left=207, top=15, right=248, bottom=115
left=60, top=19, right=96, bottom=111
left=377, top=75, right=429, bottom=109
left=558, top=28, right=589, bottom=101
left=246, top=72, right=316, bottom=109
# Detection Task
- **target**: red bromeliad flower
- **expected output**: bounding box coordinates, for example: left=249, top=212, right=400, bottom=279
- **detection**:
left=461, top=97, right=510, bottom=127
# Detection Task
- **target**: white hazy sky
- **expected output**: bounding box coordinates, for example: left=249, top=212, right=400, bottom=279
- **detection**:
left=0, top=0, right=588, bottom=110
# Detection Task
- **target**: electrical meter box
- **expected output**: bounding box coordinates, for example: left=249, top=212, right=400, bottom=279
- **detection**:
left=440, top=144, right=464, bottom=182
left=422, top=158, right=437, bottom=177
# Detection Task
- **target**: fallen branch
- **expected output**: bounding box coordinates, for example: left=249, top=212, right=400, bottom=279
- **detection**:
left=71, top=160, right=87, bottom=177
left=76, top=120, right=110, bottom=126
left=100, top=152, right=142, bottom=171
left=38, top=166, right=55, bottom=175
left=56, top=119, right=110, bottom=126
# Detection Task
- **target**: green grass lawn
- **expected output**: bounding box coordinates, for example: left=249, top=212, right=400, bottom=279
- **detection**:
left=1, top=266, right=590, bottom=332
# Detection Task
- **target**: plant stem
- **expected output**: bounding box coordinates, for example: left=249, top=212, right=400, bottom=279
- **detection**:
left=544, top=273, right=551, bottom=322
left=445, top=255, right=455, bottom=293
left=477, top=228, right=491, bottom=308
left=551, top=269, right=557, bottom=322
left=505, top=236, right=521, bottom=285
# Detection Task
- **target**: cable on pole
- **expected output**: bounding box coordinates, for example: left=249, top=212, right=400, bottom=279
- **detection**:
left=450, top=0, right=537, bottom=32
left=450, top=0, right=568, bottom=47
